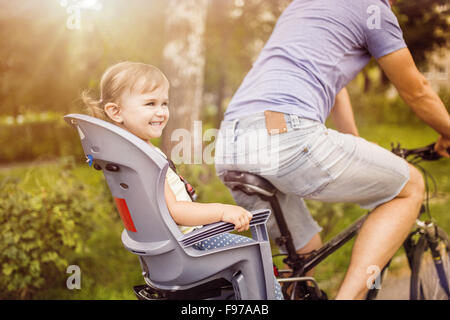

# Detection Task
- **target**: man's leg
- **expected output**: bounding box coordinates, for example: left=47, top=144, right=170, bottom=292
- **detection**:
left=335, top=163, right=424, bottom=300
left=296, top=233, right=322, bottom=276
left=227, top=187, right=324, bottom=274
left=283, top=232, right=322, bottom=297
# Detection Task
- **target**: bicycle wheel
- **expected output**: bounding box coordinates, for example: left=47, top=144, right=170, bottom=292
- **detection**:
left=409, top=227, right=450, bottom=300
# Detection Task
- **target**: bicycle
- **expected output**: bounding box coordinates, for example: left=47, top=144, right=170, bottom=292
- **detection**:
left=222, top=142, right=450, bottom=300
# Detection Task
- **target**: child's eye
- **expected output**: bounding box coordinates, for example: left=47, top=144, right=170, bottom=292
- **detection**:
left=146, top=102, right=155, bottom=106
left=162, top=102, right=168, bottom=107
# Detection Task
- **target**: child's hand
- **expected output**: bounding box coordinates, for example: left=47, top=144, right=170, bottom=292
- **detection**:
left=220, top=204, right=253, bottom=232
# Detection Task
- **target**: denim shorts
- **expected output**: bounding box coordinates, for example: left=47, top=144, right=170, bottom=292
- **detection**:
left=214, top=112, right=410, bottom=251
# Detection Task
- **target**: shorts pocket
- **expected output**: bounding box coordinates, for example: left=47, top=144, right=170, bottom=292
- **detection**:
left=257, top=143, right=333, bottom=196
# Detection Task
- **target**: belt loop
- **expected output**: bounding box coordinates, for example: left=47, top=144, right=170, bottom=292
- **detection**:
left=290, top=114, right=301, bottom=129
left=232, top=119, right=239, bottom=141
left=232, top=119, right=239, bottom=133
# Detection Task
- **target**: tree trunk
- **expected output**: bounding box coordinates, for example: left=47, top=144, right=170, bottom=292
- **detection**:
left=362, top=68, right=371, bottom=93
left=215, top=74, right=226, bottom=130
left=161, top=0, right=208, bottom=163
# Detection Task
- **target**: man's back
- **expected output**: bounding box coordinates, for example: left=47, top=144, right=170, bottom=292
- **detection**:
left=224, top=0, right=406, bottom=123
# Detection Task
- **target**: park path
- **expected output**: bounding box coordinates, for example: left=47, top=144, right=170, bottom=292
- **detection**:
left=375, top=271, right=410, bottom=300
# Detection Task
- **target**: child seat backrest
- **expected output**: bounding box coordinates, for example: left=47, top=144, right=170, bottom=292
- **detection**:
left=64, top=114, right=182, bottom=246
left=65, top=114, right=276, bottom=298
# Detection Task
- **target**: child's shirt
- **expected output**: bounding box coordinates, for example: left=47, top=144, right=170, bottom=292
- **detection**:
left=154, top=147, right=202, bottom=234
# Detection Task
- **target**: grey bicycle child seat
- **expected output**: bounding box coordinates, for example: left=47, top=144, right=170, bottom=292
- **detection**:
left=64, top=114, right=276, bottom=299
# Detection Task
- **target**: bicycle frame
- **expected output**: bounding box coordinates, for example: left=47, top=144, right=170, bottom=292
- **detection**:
left=279, top=213, right=368, bottom=276
left=264, top=178, right=374, bottom=300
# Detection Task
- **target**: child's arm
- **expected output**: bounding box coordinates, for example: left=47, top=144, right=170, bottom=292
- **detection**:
left=164, top=179, right=252, bottom=232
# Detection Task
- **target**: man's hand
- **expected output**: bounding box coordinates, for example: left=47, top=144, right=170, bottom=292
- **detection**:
left=434, top=135, right=450, bottom=158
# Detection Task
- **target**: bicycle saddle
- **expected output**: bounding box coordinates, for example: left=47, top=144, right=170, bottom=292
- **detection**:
left=222, top=170, right=278, bottom=198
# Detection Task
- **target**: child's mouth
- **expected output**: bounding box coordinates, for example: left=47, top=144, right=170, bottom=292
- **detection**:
left=149, top=121, right=163, bottom=127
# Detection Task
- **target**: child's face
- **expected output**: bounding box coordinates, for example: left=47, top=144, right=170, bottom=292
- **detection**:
left=118, top=82, right=170, bottom=141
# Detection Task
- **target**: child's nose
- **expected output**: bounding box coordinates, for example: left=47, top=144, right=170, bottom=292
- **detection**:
left=155, top=106, right=167, bottom=116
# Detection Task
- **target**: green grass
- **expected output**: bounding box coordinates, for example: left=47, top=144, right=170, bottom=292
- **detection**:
left=1, top=123, right=448, bottom=299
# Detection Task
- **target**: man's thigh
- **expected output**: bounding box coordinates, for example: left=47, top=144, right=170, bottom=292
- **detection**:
left=244, top=124, right=410, bottom=210
left=299, top=128, right=410, bottom=210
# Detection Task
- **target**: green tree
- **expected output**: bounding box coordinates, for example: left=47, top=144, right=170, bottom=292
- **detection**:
left=203, top=0, right=291, bottom=127
left=160, top=0, right=209, bottom=158
left=368, top=0, right=449, bottom=89
left=0, top=0, right=166, bottom=117
left=395, top=0, right=450, bottom=67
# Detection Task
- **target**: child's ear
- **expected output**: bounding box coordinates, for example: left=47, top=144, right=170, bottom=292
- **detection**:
left=104, top=103, right=124, bottom=124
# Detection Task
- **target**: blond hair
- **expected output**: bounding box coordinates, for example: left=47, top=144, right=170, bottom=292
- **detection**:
left=81, top=61, right=169, bottom=123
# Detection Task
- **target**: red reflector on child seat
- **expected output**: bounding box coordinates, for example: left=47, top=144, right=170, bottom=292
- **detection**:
left=114, top=197, right=137, bottom=232
left=273, top=264, right=279, bottom=277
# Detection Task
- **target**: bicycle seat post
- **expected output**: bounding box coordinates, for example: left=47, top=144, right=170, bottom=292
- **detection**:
left=223, top=170, right=305, bottom=272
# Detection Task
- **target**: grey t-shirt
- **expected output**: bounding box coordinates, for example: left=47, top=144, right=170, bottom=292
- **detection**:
left=224, top=0, right=407, bottom=123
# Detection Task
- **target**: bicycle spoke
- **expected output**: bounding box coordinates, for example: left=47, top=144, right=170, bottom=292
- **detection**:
left=434, top=257, right=450, bottom=296
left=418, top=244, right=450, bottom=300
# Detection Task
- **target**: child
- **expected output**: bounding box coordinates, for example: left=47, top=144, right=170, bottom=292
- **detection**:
left=82, top=61, right=283, bottom=300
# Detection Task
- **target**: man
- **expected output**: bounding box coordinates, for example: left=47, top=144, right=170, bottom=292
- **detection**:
left=214, top=0, right=450, bottom=299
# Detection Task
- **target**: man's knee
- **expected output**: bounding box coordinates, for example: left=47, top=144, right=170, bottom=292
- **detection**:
left=296, top=233, right=322, bottom=255
left=397, top=164, right=425, bottom=200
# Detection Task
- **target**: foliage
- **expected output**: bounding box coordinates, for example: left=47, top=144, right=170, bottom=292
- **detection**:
left=0, top=0, right=166, bottom=116
left=345, top=85, right=450, bottom=127
left=203, top=0, right=291, bottom=126
left=0, top=119, right=84, bottom=164
left=0, top=157, right=115, bottom=299
left=395, top=0, right=450, bottom=68
left=0, top=0, right=447, bottom=131
left=438, top=87, right=450, bottom=110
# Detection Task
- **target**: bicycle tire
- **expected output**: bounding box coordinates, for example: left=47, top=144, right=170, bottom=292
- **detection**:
left=409, top=226, right=450, bottom=300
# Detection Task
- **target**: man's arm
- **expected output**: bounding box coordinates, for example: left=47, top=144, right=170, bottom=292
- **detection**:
left=378, top=48, right=450, bottom=157
left=330, top=87, right=359, bottom=136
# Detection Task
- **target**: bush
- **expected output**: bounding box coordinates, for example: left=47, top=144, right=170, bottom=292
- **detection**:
left=438, top=88, right=450, bottom=112
left=0, top=119, right=84, bottom=164
left=0, top=157, right=114, bottom=299
left=348, top=86, right=450, bottom=128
